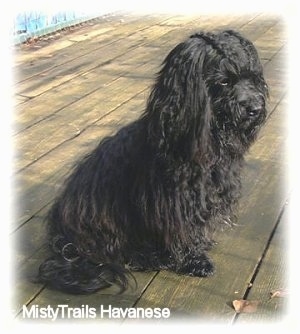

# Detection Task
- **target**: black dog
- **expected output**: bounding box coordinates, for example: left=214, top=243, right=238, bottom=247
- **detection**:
left=38, top=30, right=268, bottom=294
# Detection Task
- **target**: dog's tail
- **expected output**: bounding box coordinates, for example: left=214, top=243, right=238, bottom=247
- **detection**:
left=37, top=237, right=133, bottom=294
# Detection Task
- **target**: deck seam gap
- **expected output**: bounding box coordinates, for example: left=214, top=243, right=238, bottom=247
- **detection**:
left=131, top=271, right=161, bottom=309
left=10, top=200, right=54, bottom=234
left=14, top=285, right=47, bottom=318
left=266, top=92, right=287, bottom=120
left=232, top=199, right=288, bottom=323
left=13, top=76, right=122, bottom=136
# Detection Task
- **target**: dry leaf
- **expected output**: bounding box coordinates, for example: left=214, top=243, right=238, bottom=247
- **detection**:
left=270, top=288, right=289, bottom=298
left=232, top=299, right=259, bottom=313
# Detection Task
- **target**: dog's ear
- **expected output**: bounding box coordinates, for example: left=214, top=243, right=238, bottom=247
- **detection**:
left=145, top=39, right=213, bottom=161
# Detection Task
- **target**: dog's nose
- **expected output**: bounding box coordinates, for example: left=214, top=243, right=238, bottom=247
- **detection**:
left=247, top=108, right=262, bottom=117
left=239, top=98, right=264, bottom=118
left=245, top=104, right=262, bottom=117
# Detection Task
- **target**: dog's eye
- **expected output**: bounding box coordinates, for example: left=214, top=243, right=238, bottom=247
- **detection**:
left=219, top=79, right=229, bottom=86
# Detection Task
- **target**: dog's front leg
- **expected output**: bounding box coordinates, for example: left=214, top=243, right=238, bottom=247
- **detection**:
left=172, top=248, right=215, bottom=277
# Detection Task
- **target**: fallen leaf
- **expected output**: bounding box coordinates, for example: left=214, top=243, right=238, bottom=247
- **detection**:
left=232, top=299, right=259, bottom=313
left=270, top=288, right=289, bottom=298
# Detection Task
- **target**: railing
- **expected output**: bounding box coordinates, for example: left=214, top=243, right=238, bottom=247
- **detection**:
left=12, top=10, right=109, bottom=45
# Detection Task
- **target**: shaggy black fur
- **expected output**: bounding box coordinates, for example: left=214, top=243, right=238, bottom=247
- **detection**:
left=38, top=30, right=268, bottom=294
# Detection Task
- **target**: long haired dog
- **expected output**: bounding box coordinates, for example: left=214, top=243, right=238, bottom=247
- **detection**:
left=38, top=30, right=268, bottom=294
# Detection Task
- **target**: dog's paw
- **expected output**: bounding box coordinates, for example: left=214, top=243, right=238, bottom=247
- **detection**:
left=193, top=259, right=215, bottom=277
left=179, top=254, right=215, bottom=277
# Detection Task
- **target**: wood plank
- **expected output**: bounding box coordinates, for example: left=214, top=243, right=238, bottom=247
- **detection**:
left=14, top=13, right=282, bottom=169
left=12, top=216, right=47, bottom=267
left=15, top=38, right=145, bottom=98
left=13, top=26, right=176, bottom=134
left=15, top=15, right=189, bottom=98
left=13, top=71, right=117, bottom=134
left=13, top=16, right=123, bottom=66
left=255, top=19, right=286, bottom=60
left=14, top=13, right=284, bottom=177
left=234, top=204, right=288, bottom=323
left=263, top=46, right=287, bottom=110
left=14, top=14, right=262, bottom=133
left=13, top=94, right=146, bottom=229
left=13, top=14, right=171, bottom=81
left=236, top=13, right=279, bottom=41
left=14, top=77, right=150, bottom=172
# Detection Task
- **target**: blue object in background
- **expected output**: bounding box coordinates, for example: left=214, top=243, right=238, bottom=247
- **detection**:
left=12, top=10, right=105, bottom=44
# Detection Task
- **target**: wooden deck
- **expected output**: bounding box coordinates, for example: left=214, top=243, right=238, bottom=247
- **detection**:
left=12, top=12, right=288, bottom=323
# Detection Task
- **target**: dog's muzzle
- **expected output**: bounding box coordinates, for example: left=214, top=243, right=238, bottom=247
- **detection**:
left=235, top=80, right=266, bottom=120
left=238, top=96, right=265, bottom=119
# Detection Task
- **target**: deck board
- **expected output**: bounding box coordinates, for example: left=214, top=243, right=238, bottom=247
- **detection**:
left=12, top=12, right=288, bottom=323
left=234, top=204, right=288, bottom=323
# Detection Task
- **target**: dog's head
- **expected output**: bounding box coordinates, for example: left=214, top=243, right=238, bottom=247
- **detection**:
left=146, top=30, right=268, bottom=161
